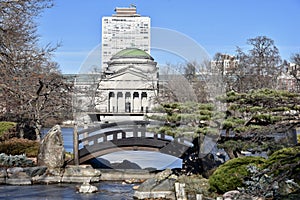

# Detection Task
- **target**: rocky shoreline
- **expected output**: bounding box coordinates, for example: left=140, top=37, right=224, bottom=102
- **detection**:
left=0, top=165, right=101, bottom=185
left=0, top=165, right=161, bottom=185
left=0, top=166, right=190, bottom=199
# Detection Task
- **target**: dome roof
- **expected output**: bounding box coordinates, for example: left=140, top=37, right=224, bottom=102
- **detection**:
left=111, top=48, right=154, bottom=60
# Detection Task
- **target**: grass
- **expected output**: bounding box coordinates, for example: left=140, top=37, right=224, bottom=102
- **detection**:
left=0, top=121, right=16, bottom=138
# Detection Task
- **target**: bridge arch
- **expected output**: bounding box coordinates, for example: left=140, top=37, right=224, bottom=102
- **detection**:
left=72, top=120, right=193, bottom=165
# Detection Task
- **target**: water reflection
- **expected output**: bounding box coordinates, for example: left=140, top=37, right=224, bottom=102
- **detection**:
left=0, top=182, right=135, bottom=200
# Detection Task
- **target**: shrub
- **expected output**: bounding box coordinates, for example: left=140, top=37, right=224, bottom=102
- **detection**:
left=239, top=165, right=279, bottom=198
left=263, top=146, right=300, bottom=184
left=0, top=138, right=39, bottom=157
left=0, top=153, right=34, bottom=167
left=0, top=121, right=16, bottom=140
left=209, top=156, right=266, bottom=193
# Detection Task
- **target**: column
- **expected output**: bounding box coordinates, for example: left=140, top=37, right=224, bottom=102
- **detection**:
left=141, top=92, right=147, bottom=113
left=109, top=92, right=116, bottom=113
left=125, top=92, right=131, bottom=113
left=117, top=92, right=124, bottom=112
left=131, top=92, right=135, bottom=113
left=133, top=92, right=140, bottom=113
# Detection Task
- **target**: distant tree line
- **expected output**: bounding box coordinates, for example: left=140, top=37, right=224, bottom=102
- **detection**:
left=178, top=36, right=300, bottom=103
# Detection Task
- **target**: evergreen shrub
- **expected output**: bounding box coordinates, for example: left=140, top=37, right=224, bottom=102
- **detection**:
left=209, top=156, right=266, bottom=193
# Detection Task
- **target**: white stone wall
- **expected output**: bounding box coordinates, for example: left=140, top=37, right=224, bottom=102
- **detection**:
left=95, top=57, right=158, bottom=114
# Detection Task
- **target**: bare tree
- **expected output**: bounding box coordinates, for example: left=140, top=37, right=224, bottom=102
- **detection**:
left=0, top=0, right=71, bottom=140
left=290, top=53, right=300, bottom=91
left=233, top=36, right=282, bottom=92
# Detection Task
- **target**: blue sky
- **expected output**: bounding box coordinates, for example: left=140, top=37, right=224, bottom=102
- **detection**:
left=37, top=0, right=300, bottom=74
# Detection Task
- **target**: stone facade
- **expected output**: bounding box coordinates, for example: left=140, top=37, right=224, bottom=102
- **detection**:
left=95, top=48, right=158, bottom=122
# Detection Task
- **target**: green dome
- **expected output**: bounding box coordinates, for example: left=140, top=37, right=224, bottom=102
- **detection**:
left=111, top=48, right=154, bottom=60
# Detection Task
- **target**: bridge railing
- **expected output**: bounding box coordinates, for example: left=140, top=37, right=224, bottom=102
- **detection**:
left=79, top=127, right=170, bottom=147
left=77, top=120, right=162, bottom=135
left=73, top=120, right=193, bottom=165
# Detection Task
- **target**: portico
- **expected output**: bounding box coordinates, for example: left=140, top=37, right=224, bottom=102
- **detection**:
left=108, top=91, right=149, bottom=113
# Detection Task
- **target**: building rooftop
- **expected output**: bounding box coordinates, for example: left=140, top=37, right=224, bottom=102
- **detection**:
left=113, top=6, right=140, bottom=17
left=111, top=48, right=154, bottom=60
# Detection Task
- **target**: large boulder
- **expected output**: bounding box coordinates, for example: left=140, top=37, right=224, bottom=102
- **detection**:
left=23, top=166, right=47, bottom=177
left=37, top=125, right=65, bottom=168
left=62, top=165, right=101, bottom=183
left=6, top=167, right=32, bottom=185
left=133, top=169, right=176, bottom=199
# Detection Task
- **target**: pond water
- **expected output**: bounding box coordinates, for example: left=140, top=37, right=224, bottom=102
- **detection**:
left=0, top=181, right=136, bottom=199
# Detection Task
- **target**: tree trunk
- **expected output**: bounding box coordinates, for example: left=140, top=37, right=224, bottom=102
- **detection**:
left=35, top=123, right=42, bottom=142
left=19, top=122, right=25, bottom=139
left=226, top=149, right=236, bottom=159
left=198, top=134, right=205, bottom=158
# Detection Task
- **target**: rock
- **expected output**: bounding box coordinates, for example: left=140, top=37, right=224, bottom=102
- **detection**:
left=89, top=158, right=112, bottom=169
left=37, top=125, right=65, bottom=168
left=7, top=167, right=23, bottom=174
left=99, top=169, right=154, bottom=181
left=134, top=179, right=176, bottom=199
left=124, top=178, right=145, bottom=184
left=34, top=165, right=101, bottom=184
left=32, top=174, right=62, bottom=184
left=223, top=190, right=240, bottom=200
left=62, top=165, right=101, bottom=183
left=152, top=178, right=175, bottom=192
left=133, top=185, right=140, bottom=190
left=223, top=189, right=259, bottom=200
left=155, top=168, right=172, bottom=181
left=0, top=165, right=101, bottom=185
left=169, top=174, right=178, bottom=180
left=46, top=168, right=63, bottom=176
left=137, top=177, right=157, bottom=191
left=78, top=181, right=98, bottom=193
left=64, top=165, right=101, bottom=177
left=23, top=166, right=47, bottom=177
left=6, top=171, right=32, bottom=185
left=202, top=153, right=217, bottom=170
left=134, top=169, right=176, bottom=199
left=0, top=168, right=7, bottom=184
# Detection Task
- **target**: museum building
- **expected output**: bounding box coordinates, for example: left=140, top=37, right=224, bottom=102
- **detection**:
left=94, top=48, right=158, bottom=122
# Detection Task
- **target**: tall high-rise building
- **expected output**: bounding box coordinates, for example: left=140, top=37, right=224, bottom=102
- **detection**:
left=101, top=6, right=150, bottom=68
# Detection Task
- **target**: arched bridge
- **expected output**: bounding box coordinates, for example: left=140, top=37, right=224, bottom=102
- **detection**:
left=72, top=120, right=193, bottom=164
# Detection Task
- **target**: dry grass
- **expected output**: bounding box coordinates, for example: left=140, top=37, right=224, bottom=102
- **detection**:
left=0, top=138, right=39, bottom=157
